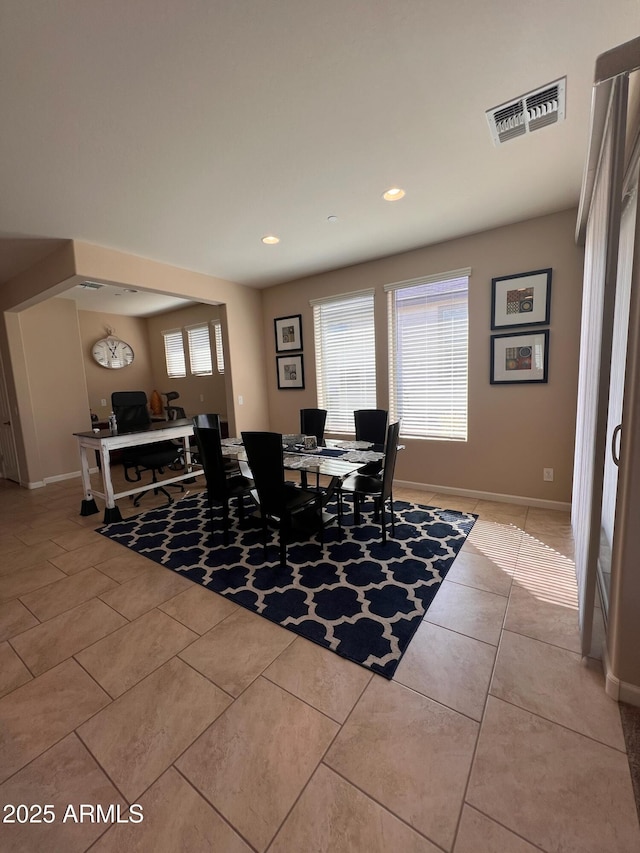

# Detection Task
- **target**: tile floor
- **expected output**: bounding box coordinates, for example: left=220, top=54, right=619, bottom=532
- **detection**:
left=0, top=475, right=639, bottom=852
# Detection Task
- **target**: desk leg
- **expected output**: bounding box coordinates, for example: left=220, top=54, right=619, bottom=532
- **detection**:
left=183, top=436, right=197, bottom=484
left=100, top=444, right=122, bottom=524
left=78, top=445, right=99, bottom=517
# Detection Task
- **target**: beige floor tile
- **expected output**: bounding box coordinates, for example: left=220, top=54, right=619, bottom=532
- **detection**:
left=524, top=506, right=572, bottom=537
left=98, top=567, right=192, bottom=620
left=0, top=641, right=32, bottom=698
left=271, top=764, right=441, bottom=853
left=78, top=658, right=231, bottom=802
left=53, top=526, right=109, bottom=551
left=0, top=599, right=39, bottom=642
left=467, top=696, right=640, bottom=853
left=395, top=488, right=438, bottom=506
left=264, top=636, right=372, bottom=723
left=177, top=676, right=338, bottom=852
left=490, top=630, right=625, bottom=750
left=474, top=500, right=528, bottom=526
left=504, top=582, right=581, bottom=653
left=429, top=493, right=479, bottom=513
left=94, top=550, right=157, bottom=583
left=0, top=540, right=67, bottom=575
left=158, top=583, right=239, bottom=634
left=179, top=607, right=295, bottom=696
left=49, top=537, right=127, bottom=575
left=0, top=659, right=109, bottom=784
left=424, top=580, right=507, bottom=646
left=19, top=566, right=118, bottom=621
left=464, top=519, right=523, bottom=569
left=453, top=805, right=541, bottom=853
left=15, top=518, right=84, bottom=546
left=395, top=622, right=495, bottom=721
left=76, top=608, right=198, bottom=698
left=325, top=678, right=478, bottom=850
left=0, top=562, right=67, bottom=602
left=10, top=598, right=127, bottom=676
left=0, top=533, right=27, bottom=555
left=91, top=767, right=252, bottom=853
left=445, top=549, right=514, bottom=597
left=0, top=733, right=126, bottom=853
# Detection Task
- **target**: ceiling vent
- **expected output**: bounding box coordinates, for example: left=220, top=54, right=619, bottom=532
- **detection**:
left=76, top=280, right=104, bottom=290
left=486, top=77, right=566, bottom=146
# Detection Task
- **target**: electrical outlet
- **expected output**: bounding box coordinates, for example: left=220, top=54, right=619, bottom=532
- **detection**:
left=543, top=468, right=554, bottom=482
left=199, top=394, right=204, bottom=402
left=238, top=395, right=244, bottom=405
left=100, top=398, right=107, bottom=407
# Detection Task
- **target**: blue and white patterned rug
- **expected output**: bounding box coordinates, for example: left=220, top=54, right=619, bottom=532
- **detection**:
left=98, top=493, right=476, bottom=678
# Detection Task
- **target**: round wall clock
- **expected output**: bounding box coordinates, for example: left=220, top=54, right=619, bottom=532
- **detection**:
left=91, top=336, right=135, bottom=369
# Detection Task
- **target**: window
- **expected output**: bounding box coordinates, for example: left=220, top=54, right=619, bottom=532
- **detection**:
left=213, top=321, right=225, bottom=374
left=186, top=324, right=213, bottom=376
left=162, top=329, right=186, bottom=378
left=386, top=269, right=469, bottom=441
left=312, top=290, right=376, bottom=433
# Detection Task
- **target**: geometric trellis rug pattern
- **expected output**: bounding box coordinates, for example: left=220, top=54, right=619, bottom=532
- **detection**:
left=98, top=493, right=476, bottom=679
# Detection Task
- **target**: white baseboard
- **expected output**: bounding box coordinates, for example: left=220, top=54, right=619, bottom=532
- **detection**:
left=603, top=645, right=640, bottom=707
left=395, top=479, right=571, bottom=512
left=26, top=470, right=87, bottom=489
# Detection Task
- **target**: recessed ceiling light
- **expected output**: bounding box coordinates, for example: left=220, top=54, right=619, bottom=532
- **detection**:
left=327, top=215, right=338, bottom=223
left=383, top=187, right=406, bottom=201
left=261, top=235, right=280, bottom=245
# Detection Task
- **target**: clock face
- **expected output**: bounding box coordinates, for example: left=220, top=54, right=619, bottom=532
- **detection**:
left=92, top=337, right=135, bottom=369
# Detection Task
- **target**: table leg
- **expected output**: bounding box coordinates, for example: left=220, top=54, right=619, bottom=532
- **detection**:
left=100, top=444, right=122, bottom=523
left=78, top=444, right=99, bottom=516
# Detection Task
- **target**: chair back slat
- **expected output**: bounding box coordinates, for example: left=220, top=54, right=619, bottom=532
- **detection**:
left=193, top=421, right=228, bottom=500
left=241, top=432, right=287, bottom=514
left=300, top=409, right=327, bottom=443
left=354, top=409, right=388, bottom=446
left=381, top=421, right=401, bottom=501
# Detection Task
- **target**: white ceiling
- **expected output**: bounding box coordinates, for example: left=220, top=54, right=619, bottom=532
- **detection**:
left=1, top=0, right=639, bottom=313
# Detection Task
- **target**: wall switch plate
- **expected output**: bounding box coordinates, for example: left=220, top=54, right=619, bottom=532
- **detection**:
left=543, top=468, right=554, bottom=481
left=199, top=394, right=204, bottom=402
left=238, top=395, right=244, bottom=405
left=100, top=399, right=107, bottom=407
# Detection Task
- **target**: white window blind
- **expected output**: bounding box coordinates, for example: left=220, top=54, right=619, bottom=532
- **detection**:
left=387, top=271, right=469, bottom=441
left=187, top=324, right=213, bottom=376
left=213, top=321, right=225, bottom=374
left=162, top=329, right=186, bottom=378
left=312, top=290, right=376, bottom=433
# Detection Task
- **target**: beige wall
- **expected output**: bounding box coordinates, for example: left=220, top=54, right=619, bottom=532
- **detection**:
left=17, top=298, right=90, bottom=482
left=262, top=208, right=584, bottom=504
left=0, top=240, right=267, bottom=486
left=78, top=311, right=154, bottom=422
left=146, top=303, right=228, bottom=421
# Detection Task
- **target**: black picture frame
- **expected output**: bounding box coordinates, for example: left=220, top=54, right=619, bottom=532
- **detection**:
left=491, top=268, right=552, bottom=330
left=276, top=354, right=305, bottom=389
left=274, top=314, right=303, bottom=352
left=490, top=329, right=549, bottom=384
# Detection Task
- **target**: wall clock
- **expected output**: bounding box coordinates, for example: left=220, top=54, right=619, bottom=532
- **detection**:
left=91, top=336, right=135, bottom=369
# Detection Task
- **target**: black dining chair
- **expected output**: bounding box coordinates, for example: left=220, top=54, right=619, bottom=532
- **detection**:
left=354, top=408, right=388, bottom=476
left=340, top=421, right=400, bottom=544
left=193, top=420, right=254, bottom=545
left=111, top=391, right=184, bottom=507
left=300, top=408, right=327, bottom=444
left=192, top=413, right=239, bottom=474
left=242, top=431, right=324, bottom=566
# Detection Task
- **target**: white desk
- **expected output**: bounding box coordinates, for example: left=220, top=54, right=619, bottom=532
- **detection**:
left=74, top=418, right=201, bottom=523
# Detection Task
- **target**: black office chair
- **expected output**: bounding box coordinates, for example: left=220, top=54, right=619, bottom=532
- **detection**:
left=354, top=408, right=388, bottom=476
left=111, top=391, right=184, bottom=507
left=193, top=421, right=254, bottom=545
left=340, top=421, right=400, bottom=544
left=163, top=391, right=186, bottom=420
left=300, top=408, right=327, bottom=444
left=242, top=431, right=324, bottom=566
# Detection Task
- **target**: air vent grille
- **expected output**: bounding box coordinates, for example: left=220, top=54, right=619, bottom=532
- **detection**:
left=76, top=281, right=104, bottom=290
left=487, top=78, right=566, bottom=146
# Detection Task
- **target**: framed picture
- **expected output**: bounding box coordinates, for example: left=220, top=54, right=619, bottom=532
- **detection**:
left=274, top=314, right=303, bottom=352
left=276, top=354, right=305, bottom=389
left=491, top=268, right=552, bottom=330
left=490, top=330, right=549, bottom=384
